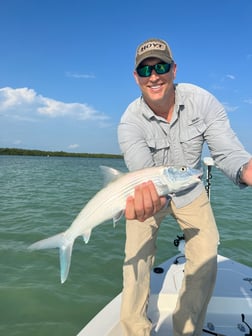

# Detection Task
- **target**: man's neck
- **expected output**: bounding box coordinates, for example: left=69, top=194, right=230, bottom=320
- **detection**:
left=145, top=91, right=175, bottom=122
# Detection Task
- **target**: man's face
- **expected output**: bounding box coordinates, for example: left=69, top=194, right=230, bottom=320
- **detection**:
left=134, top=57, right=177, bottom=105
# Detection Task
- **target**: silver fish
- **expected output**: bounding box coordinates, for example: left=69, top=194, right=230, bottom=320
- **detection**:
left=28, top=165, right=202, bottom=283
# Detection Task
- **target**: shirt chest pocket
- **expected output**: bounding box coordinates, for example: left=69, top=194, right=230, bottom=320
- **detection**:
left=146, top=137, right=170, bottom=165
left=180, top=120, right=206, bottom=143
left=180, top=120, right=206, bottom=165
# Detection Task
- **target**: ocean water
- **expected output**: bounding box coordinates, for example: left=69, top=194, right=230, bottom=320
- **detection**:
left=1, top=155, right=252, bottom=336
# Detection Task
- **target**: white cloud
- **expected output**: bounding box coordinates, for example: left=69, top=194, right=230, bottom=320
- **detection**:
left=0, top=87, right=109, bottom=122
left=13, top=139, right=22, bottom=145
left=68, top=144, right=80, bottom=149
left=244, top=99, right=252, bottom=105
left=218, top=74, right=236, bottom=83
left=222, top=102, right=239, bottom=112
left=225, top=74, right=235, bottom=80
left=66, top=72, right=95, bottom=79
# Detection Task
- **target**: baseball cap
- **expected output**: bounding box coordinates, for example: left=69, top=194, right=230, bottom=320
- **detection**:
left=135, top=38, right=173, bottom=69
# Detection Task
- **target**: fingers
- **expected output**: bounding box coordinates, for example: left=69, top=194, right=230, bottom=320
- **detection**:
left=147, top=181, right=167, bottom=213
left=125, top=196, right=136, bottom=220
left=125, top=181, right=167, bottom=222
left=134, top=182, right=153, bottom=222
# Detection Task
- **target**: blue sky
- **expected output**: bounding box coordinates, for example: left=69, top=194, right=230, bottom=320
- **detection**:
left=0, top=0, right=251, bottom=154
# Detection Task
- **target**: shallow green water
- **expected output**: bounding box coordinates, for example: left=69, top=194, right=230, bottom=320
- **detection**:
left=1, top=156, right=251, bottom=335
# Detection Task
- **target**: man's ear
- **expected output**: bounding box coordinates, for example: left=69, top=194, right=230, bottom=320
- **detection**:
left=133, top=70, right=140, bottom=85
left=172, top=63, right=177, bottom=80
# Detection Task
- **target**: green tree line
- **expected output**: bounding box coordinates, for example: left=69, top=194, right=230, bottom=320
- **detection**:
left=0, top=148, right=123, bottom=159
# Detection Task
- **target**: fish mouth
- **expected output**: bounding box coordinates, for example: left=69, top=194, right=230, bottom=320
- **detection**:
left=195, top=170, right=203, bottom=181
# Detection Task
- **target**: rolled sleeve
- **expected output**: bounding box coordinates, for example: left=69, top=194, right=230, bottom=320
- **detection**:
left=202, top=93, right=251, bottom=183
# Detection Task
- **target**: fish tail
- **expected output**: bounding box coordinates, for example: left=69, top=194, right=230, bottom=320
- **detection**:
left=28, top=232, right=74, bottom=284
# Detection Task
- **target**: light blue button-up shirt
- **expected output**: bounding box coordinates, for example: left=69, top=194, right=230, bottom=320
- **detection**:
left=118, top=83, right=251, bottom=207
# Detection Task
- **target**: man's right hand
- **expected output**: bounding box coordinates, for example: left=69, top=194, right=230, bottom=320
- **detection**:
left=125, top=181, right=167, bottom=222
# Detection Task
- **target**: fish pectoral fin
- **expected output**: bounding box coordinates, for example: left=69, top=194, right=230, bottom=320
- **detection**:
left=100, top=166, right=124, bottom=186
left=82, top=230, right=92, bottom=244
left=113, top=210, right=124, bottom=227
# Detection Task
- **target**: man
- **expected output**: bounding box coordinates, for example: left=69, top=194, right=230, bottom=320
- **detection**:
left=117, top=38, right=252, bottom=336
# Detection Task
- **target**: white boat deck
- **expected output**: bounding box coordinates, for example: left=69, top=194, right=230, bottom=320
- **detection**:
left=78, top=255, right=252, bottom=336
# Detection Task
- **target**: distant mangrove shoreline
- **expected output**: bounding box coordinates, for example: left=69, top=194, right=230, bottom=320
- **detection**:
left=0, top=148, right=123, bottom=159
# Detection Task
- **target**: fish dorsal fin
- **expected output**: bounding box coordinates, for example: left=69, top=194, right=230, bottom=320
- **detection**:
left=100, top=166, right=123, bottom=186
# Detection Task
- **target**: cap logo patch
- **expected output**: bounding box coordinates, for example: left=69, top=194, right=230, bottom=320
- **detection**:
left=138, top=42, right=166, bottom=55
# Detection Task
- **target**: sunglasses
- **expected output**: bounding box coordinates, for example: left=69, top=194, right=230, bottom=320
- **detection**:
left=136, top=62, right=173, bottom=77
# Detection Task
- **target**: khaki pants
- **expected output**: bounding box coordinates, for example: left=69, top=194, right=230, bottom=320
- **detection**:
left=120, top=191, right=219, bottom=336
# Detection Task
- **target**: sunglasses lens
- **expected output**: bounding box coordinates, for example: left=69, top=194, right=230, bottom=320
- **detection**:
left=136, top=63, right=172, bottom=77
left=155, top=63, right=171, bottom=74
left=136, top=65, right=151, bottom=77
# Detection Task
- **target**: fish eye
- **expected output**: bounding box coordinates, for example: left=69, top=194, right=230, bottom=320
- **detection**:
left=180, top=167, right=187, bottom=172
